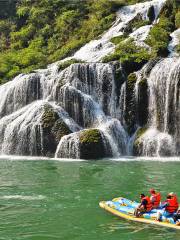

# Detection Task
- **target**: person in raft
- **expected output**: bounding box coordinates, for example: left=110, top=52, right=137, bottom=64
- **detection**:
left=149, top=188, right=161, bottom=209
left=134, top=193, right=152, bottom=217
left=173, top=209, right=180, bottom=225
left=156, top=192, right=179, bottom=221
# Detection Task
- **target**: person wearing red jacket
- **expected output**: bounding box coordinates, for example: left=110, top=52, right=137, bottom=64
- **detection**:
left=149, top=188, right=161, bottom=209
left=134, top=193, right=153, bottom=217
left=157, top=193, right=179, bottom=221
left=173, top=209, right=180, bottom=225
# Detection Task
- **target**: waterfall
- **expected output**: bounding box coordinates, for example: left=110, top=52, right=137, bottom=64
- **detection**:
left=134, top=57, right=180, bottom=156
left=53, top=63, right=128, bottom=158
left=0, top=101, right=80, bottom=156
left=0, top=0, right=179, bottom=159
left=0, top=60, right=129, bottom=158
left=55, top=132, right=80, bottom=159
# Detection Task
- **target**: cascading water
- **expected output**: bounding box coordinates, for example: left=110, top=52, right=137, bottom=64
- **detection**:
left=134, top=57, right=180, bottom=156
left=0, top=60, right=129, bottom=158
left=168, top=29, right=180, bottom=57
left=53, top=62, right=129, bottom=158
left=0, top=100, right=80, bottom=156
left=0, top=0, right=179, bottom=159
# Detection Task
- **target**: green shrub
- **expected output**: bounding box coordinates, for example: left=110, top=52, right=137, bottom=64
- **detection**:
left=102, top=38, right=151, bottom=73
left=57, top=59, right=85, bottom=72
left=175, top=11, right=180, bottom=28
left=110, top=35, right=127, bottom=45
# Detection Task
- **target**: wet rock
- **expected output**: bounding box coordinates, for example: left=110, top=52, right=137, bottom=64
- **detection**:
left=125, top=73, right=137, bottom=134
left=147, top=6, right=155, bottom=23
left=79, top=129, right=110, bottom=159
left=133, top=127, right=148, bottom=156
left=41, top=104, right=72, bottom=157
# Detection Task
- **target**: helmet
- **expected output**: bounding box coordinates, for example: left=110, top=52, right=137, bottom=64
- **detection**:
left=150, top=188, right=155, bottom=193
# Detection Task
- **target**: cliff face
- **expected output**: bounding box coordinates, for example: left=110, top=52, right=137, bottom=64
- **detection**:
left=0, top=0, right=179, bottom=159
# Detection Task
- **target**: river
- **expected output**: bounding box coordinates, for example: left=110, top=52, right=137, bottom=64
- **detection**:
left=0, top=157, right=179, bottom=240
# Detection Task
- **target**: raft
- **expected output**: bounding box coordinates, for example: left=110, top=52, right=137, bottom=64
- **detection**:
left=99, top=197, right=180, bottom=230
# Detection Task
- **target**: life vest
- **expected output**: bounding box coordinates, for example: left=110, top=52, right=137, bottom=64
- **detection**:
left=172, top=195, right=179, bottom=209
left=151, top=192, right=161, bottom=207
left=142, top=196, right=152, bottom=211
left=165, top=198, right=179, bottom=213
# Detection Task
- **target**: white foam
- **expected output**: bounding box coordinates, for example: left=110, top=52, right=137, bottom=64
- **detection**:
left=109, top=156, right=180, bottom=162
left=168, top=28, right=180, bottom=57
left=0, top=195, right=45, bottom=200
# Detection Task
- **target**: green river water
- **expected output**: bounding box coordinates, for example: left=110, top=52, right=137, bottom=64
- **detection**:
left=0, top=157, right=180, bottom=240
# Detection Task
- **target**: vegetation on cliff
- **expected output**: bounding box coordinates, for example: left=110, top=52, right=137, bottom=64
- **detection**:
left=146, top=0, right=179, bottom=56
left=0, top=0, right=163, bottom=83
left=0, top=0, right=122, bottom=83
left=102, top=38, right=151, bottom=73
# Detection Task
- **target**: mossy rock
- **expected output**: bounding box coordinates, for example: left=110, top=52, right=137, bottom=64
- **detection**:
left=41, top=104, right=72, bottom=157
left=137, top=78, right=148, bottom=126
left=159, top=0, right=175, bottom=19
left=57, top=59, right=85, bottom=72
left=52, top=119, right=72, bottom=142
left=125, top=73, right=137, bottom=134
left=42, top=105, right=59, bottom=129
left=127, top=73, right=137, bottom=88
left=79, top=129, right=110, bottom=159
left=114, top=61, right=126, bottom=103
left=175, top=10, right=180, bottom=28
left=133, top=127, right=148, bottom=155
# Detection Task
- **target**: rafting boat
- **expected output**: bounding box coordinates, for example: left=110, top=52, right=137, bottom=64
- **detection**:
left=99, top=197, right=180, bottom=229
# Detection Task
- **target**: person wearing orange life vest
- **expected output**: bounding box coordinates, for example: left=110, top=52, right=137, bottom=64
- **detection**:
left=149, top=188, right=161, bottom=208
left=173, top=209, right=180, bottom=225
left=168, top=192, right=179, bottom=208
left=134, top=193, right=152, bottom=217
left=169, top=193, right=180, bottom=225
left=157, top=193, right=179, bottom=221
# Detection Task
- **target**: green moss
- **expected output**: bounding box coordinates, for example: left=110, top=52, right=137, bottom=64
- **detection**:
left=41, top=104, right=72, bottom=157
left=57, top=59, right=85, bottom=72
left=133, top=127, right=148, bottom=155
left=110, top=35, right=127, bottom=45
left=137, top=78, right=148, bottom=126
left=80, top=129, right=102, bottom=144
left=176, top=43, right=180, bottom=53
left=125, top=73, right=137, bottom=134
left=41, top=105, right=59, bottom=129
left=136, top=127, right=147, bottom=140
left=102, top=38, right=151, bottom=73
left=131, top=19, right=150, bottom=29
left=127, top=73, right=137, bottom=87
left=52, top=119, right=71, bottom=141
left=175, top=10, right=180, bottom=28
left=79, top=129, right=109, bottom=159
left=146, top=0, right=178, bottom=57
left=159, top=0, right=175, bottom=18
